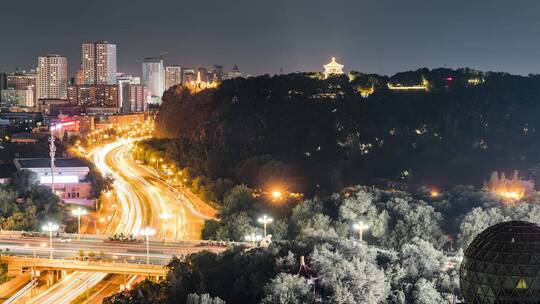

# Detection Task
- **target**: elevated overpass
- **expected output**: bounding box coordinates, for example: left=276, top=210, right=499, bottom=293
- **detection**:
left=1, top=255, right=167, bottom=277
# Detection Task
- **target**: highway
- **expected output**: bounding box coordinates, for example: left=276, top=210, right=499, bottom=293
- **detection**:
left=9, top=129, right=219, bottom=303
left=93, top=138, right=217, bottom=240
left=26, top=272, right=107, bottom=304
left=0, top=234, right=226, bottom=265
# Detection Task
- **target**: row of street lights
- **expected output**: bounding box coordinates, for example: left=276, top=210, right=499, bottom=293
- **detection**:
left=245, top=216, right=370, bottom=246
left=40, top=221, right=156, bottom=265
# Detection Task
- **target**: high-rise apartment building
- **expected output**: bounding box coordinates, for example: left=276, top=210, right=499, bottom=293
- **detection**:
left=142, top=57, right=164, bottom=104
left=1, top=89, right=34, bottom=108
left=4, top=69, right=37, bottom=108
left=120, top=83, right=147, bottom=113
left=82, top=41, right=117, bottom=85
left=37, top=54, right=68, bottom=100
left=68, top=84, right=119, bottom=109
left=164, top=65, right=182, bottom=90
left=118, top=75, right=147, bottom=113
left=7, top=70, right=37, bottom=91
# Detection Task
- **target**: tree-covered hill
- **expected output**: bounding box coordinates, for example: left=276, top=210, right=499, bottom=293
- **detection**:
left=154, top=68, right=540, bottom=195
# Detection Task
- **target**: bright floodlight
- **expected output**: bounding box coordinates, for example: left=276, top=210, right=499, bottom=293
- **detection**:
left=71, top=207, right=87, bottom=216
left=258, top=215, right=273, bottom=237
left=139, top=227, right=156, bottom=236
left=139, top=227, right=156, bottom=264
left=352, top=222, right=369, bottom=243
left=271, top=190, right=282, bottom=199
left=72, top=207, right=87, bottom=239
left=257, top=215, right=273, bottom=225
left=42, top=222, right=59, bottom=232
left=42, top=222, right=59, bottom=259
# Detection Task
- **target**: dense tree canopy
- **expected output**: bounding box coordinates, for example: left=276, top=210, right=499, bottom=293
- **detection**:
left=153, top=69, right=540, bottom=199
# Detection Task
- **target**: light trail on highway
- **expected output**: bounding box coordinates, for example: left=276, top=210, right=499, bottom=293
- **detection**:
left=25, top=272, right=107, bottom=304
left=19, top=130, right=218, bottom=303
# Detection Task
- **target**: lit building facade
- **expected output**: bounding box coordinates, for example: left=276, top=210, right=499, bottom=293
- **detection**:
left=120, top=83, right=147, bottom=113
left=67, top=84, right=119, bottom=109
left=164, top=65, right=182, bottom=90
left=323, top=57, right=344, bottom=78
left=37, top=55, right=68, bottom=100
left=0, top=89, right=34, bottom=108
left=118, top=75, right=147, bottom=113
left=142, top=57, right=164, bottom=104
left=182, top=68, right=196, bottom=84
left=13, top=158, right=93, bottom=205
left=82, top=41, right=117, bottom=85
left=5, top=70, right=37, bottom=108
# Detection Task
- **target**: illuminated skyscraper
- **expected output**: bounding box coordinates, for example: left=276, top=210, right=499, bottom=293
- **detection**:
left=37, top=54, right=68, bottom=99
left=82, top=41, right=117, bottom=85
left=164, top=65, right=182, bottom=90
left=142, top=57, right=164, bottom=104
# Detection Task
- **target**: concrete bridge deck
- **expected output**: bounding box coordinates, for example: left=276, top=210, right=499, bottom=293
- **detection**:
left=1, top=255, right=167, bottom=277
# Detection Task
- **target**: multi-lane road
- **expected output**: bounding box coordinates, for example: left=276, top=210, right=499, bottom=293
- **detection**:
left=5, top=134, right=219, bottom=303
left=93, top=139, right=216, bottom=240
left=0, top=234, right=226, bottom=265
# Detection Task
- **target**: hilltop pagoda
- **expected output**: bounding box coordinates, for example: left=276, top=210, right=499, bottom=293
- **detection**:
left=323, top=57, right=344, bottom=78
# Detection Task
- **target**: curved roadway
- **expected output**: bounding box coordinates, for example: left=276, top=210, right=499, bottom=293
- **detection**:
left=16, top=137, right=217, bottom=303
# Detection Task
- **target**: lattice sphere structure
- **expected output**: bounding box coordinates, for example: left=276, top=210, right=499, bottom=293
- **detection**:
left=460, top=221, right=540, bottom=303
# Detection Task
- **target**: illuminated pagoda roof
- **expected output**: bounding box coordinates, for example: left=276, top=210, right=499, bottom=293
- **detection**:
left=323, top=57, right=344, bottom=78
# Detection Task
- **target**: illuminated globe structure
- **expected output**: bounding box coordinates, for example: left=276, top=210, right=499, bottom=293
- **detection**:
left=460, top=221, right=540, bottom=303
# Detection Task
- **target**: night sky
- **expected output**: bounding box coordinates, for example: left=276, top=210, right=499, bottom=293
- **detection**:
left=2, top=0, right=540, bottom=77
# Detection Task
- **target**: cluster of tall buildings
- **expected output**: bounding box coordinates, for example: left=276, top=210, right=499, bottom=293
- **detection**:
left=143, top=59, right=242, bottom=103
left=0, top=40, right=244, bottom=114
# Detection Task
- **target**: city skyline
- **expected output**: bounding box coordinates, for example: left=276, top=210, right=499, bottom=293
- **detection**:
left=3, top=0, right=540, bottom=76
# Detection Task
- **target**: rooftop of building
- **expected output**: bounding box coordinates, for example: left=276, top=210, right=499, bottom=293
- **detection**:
left=15, top=158, right=89, bottom=169
left=11, top=132, right=48, bottom=140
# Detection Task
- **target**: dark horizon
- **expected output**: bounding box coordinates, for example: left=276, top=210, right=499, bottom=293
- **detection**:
left=2, top=0, right=540, bottom=77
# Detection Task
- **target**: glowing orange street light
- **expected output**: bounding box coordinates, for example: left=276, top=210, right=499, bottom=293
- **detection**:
left=430, top=190, right=440, bottom=198
left=271, top=190, right=282, bottom=200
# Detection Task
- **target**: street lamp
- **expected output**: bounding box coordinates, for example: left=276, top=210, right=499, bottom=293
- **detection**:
left=257, top=215, right=273, bottom=237
left=72, top=207, right=87, bottom=240
left=139, top=227, right=156, bottom=264
left=42, top=222, right=59, bottom=259
left=158, top=212, right=172, bottom=244
left=245, top=233, right=263, bottom=246
left=352, top=222, right=369, bottom=243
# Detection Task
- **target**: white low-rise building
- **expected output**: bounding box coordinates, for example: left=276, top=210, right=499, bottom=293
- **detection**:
left=13, top=158, right=94, bottom=206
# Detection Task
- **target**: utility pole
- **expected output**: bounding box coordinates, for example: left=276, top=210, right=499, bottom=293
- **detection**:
left=49, top=127, right=56, bottom=193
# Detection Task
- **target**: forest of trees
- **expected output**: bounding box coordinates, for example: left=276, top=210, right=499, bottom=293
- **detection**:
left=105, top=185, right=540, bottom=304
left=151, top=69, right=540, bottom=203
left=105, top=69, right=540, bottom=303
left=0, top=170, right=71, bottom=231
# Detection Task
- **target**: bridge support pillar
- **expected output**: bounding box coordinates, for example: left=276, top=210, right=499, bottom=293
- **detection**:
left=46, top=271, right=54, bottom=287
